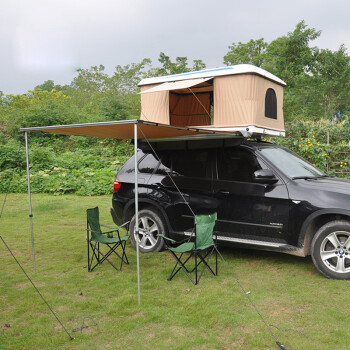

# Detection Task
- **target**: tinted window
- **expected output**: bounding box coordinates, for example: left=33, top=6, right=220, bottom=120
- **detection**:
left=218, top=148, right=261, bottom=182
left=158, top=150, right=211, bottom=178
left=138, top=154, right=159, bottom=174
left=265, top=88, right=277, bottom=119
left=156, top=153, right=172, bottom=175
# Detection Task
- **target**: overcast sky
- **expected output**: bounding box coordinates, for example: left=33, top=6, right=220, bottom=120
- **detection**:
left=2, top=0, right=350, bottom=94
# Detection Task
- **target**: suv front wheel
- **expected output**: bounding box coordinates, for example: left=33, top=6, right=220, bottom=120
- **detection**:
left=311, top=220, right=350, bottom=279
left=129, top=209, right=166, bottom=253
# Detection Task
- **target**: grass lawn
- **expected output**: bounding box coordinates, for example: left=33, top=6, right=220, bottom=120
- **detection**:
left=1, top=194, right=349, bottom=350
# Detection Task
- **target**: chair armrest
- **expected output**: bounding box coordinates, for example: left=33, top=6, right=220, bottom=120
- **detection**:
left=158, top=234, right=177, bottom=244
left=87, top=228, right=116, bottom=238
left=101, top=221, right=130, bottom=230
left=158, top=234, right=191, bottom=245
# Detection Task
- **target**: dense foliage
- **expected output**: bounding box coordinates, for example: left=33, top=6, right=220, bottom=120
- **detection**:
left=266, top=119, right=350, bottom=176
left=1, top=21, right=350, bottom=195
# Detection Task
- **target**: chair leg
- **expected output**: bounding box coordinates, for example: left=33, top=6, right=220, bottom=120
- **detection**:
left=119, top=241, right=129, bottom=270
left=87, top=238, right=90, bottom=271
left=88, top=242, right=120, bottom=272
left=88, top=241, right=100, bottom=272
left=97, top=243, right=100, bottom=263
left=198, top=248, right=217, bottom=275
left=195, top=253, right=198, bottom=285
left=168, top=251, right=197, bottom=285
left=122, top=242, right=129, bottom=264
left=88, top=239, right=131, bottom=272
left=196, top=247, right=217, bottom=284
left=168, top=252, right=193, bottom=278
left=94, top=246, right=120, bottom=272
left=103, top=242, right=129, bottom=270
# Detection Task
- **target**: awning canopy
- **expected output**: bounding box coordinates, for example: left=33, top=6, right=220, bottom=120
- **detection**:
left=20, top=119, right=236, bottom=140
left=20, top=118, right=238, bottom=305
left=140, top=77, right=212, bottom=94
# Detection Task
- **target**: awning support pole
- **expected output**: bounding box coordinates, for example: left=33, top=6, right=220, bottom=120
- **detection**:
left=134, top=123, right=140, bottom=304
left=25, top=132, right=36, bottom=273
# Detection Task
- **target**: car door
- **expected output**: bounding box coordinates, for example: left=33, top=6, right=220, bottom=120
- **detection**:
left=213, top=146, right=290, bottom=242
left=157, top=149, right=216, bottom=233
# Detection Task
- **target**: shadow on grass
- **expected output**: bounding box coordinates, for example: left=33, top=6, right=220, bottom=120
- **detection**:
left=218, top=245, right=316, bottom=274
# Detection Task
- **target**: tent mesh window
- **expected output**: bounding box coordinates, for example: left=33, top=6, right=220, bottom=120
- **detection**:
left=265, top=88, right=277, bottom=119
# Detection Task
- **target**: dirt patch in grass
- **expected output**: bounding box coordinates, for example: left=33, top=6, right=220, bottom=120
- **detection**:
left=146, top=331, right=155, bottom=339
left=129, top=311, right=144, bottom=319
left=13, top=281, right=46, bottom=289
left=1, top=323, right=12, bottom=330
left=13, top=282, right=29, bottom=289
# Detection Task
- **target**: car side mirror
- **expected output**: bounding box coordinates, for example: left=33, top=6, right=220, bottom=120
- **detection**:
left=253, top=169, right=278, bottom=184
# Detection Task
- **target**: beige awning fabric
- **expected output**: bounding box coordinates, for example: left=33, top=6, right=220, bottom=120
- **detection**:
left=140, top=77, right=212, bottom=94
left=20, top=120, right=232, bottom=140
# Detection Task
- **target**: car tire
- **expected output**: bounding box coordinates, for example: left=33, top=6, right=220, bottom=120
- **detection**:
left=129, top=208, right=166, bottom=253
left=311, top=220, right=350, bottom=279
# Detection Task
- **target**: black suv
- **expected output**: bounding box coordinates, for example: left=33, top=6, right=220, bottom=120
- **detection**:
left=111, top=138, right=350, bottom=279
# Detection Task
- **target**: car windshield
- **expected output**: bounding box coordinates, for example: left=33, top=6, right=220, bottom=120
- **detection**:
left=259, top=147, right=325, bottom=179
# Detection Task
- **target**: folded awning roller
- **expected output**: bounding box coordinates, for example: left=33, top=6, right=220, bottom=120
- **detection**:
left=140, top=77, right=213, bottom=94
left=20, top=120, right=234, bottom=140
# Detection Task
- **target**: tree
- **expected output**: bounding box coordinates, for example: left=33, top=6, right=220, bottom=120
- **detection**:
left=223, top=38, right=268, bottom=67
left=70, top=65, right=109, bottom=93
left=0, top=89, right=82, bottom=139
left=302, top=45, right=350, bottom=118
left=35, top=80, right=69, bottom=92
left=110, top=58, right=152, bottom=94
left=152, top=52, right=206, bottom=76
left=263, top=20, right=321, bottom=85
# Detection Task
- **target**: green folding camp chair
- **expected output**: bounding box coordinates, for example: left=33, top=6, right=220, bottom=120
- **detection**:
left=87, top=207, right=130, bottom=272
left=159, top=213, right=218, bottom=285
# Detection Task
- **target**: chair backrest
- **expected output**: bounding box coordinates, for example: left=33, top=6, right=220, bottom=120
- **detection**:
left=195, top=212, right=217, bottom=250
left=87, top=207, right=102, bottom=240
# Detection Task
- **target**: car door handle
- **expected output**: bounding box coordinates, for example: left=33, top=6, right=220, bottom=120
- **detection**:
left=218, top=190, right=229, bottom=195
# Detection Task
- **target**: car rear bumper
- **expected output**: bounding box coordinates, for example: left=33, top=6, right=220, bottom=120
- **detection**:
left=110, top=200, right=124, bottom=226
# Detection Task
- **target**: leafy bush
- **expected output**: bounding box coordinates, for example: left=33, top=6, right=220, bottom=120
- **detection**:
left=0, top=138, right=26, bottom=170
left=267, top=119, right=350, bottom=176
left=0, top=138, right=132, bottom=195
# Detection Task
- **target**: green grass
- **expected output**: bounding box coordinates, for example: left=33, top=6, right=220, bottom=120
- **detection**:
left=1, top=194, right=349, bottom=349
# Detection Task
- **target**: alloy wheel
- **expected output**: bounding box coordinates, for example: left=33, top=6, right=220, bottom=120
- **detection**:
left=320, top=231, right=350, bottom=274
left=134, top=215, right=159, bottom=251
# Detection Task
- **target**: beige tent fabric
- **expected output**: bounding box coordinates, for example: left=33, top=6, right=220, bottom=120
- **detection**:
left=170, top=93, right=211, bottom=126
left=140, top=77, right=212, bottom=94
left=213, top=74, right=284, bottom=131
left=140, top=85, right=169, bottom=123
left=255, top=77, right=284, bottom=131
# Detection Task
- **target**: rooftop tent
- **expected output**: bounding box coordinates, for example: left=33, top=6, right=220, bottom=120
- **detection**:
left=139, top=65, right=287, bottom=136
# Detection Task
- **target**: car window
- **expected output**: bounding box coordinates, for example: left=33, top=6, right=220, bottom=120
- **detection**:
left=157, top=150, right=211, bottom=178
left=259, top=147, right=324, bottom=178
left=156, top=153, right=171, bottom=175
left=217, top=148, right=261, bottom=182
left=138, top=154, right=160, bottom=174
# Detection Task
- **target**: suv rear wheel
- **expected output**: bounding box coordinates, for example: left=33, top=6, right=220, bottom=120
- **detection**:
left=129, top=209, right=166, bottom=253
left=311, top=220, right=350, bottom=279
